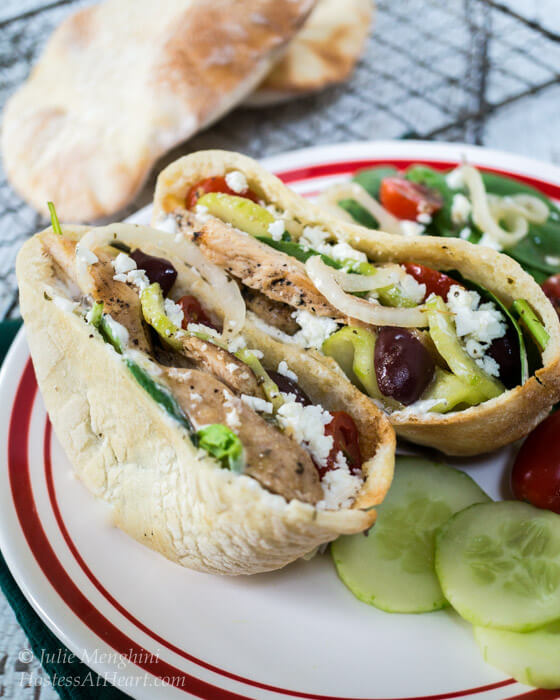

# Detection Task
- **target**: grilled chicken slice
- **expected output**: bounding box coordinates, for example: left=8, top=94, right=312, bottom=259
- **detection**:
left=165, top=367, right=323, bottom=505
left=242, top=287, right=299, bottom=335
left=177, top=334, right=264, bottom=398
left=42, top=232, right=152, bottom=355
left=177, top=213, right=346, bottom=321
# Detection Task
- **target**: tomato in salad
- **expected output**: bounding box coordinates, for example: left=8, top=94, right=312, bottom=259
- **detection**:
left=178, top=295, right=216, bottom=330
left=379, top=177, right=443, bottom=221
left=324, top=411, right=362, bottom=477
left=541, top=274, right=560, bottom=316
left=185, top=176, right=259, bottom=210
left=403, top=263, right=460, bottom=301
left=511, top=412, right=560, bottom=514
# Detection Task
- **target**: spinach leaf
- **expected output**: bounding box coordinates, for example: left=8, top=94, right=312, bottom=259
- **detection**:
left=353, top=166, right=397, bottom=198
left=404, top=165, right=457, bottom=236
left=337, top=198, right=378, bottom=228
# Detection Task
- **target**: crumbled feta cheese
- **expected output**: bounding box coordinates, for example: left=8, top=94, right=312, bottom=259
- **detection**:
left=329, top=242, right=367, bottom=265
left=299, top=226, right=366, bottom=268
left=400, top=221, right=425, bottom=237
left=459, top=227, right=472, bottom=240
left=277, top=360, right=298, bottom=383
left=52, top=296, right=78, bottom=313
left=156, top=215, right=178, bottom=235
left=194, top=204, right=210, bottom=223
left=446, top=284, right=506, bottom=377
left=276, top=397, right=334, bottom=466
left=241, top=394, right=273, bottom=414
left=417, top=212, right=432, bottom=224
left=300, top=225, right=330, bottom=251
left=399, top=269, right=427, bottom=304
left=317, top=466, right=362, bottom=510
left=225, top=170, right=248, bottom=194
left=103, top=316, right=129, bottom=349
left=291, top=310, right=339, bottom=349
left=227, top=335, right=247, bottom=353
left=164, top=298, right=184, bottom=327
left=187, top=322, right=220, bottom=339
left=247, top=348, right=264, bottom=359
left=112, top=252, right=137, bottom=275
left=545, top=255, right=560, bottom=267
left=446, top=167, right=465, bottom=189
left=451, top=193, right=472, bottom=225
left=76, top=246, right=98, bottom=266
left=478, top=233, right=503, bottom=251
left=268, top=219, right=285, bottom=241
left=126, top=269, right=150, bottom=291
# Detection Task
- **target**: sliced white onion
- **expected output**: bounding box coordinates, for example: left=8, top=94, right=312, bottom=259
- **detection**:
left=75, top=223, right=246, bottom=338
left=461, top=166, right=529, bottom=248
left=305, top=256, right=428, bottom=328
left=508, top=194, right=549, bottom=223
left=330, top=264, right=402, bottom=292
left=317, top=182, right=403, bottom=235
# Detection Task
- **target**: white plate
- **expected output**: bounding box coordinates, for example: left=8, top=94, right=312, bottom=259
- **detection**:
left=2, top=141, right=560, bottom=700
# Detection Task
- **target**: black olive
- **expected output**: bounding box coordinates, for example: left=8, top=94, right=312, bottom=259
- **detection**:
left=487, top=327, right=520, bottom=389
left=267, top=370, right=312, bottom=406
left=130, top=249, right=177, bottom=296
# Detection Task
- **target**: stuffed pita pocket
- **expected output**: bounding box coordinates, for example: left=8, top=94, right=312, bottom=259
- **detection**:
left=16, top=220, right=394, bottom=575
left=152, top=150, right=560, bottom=456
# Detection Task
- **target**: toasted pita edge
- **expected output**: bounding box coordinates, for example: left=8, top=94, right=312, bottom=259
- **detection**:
left=16, top=224, right=394, bottom=575
left=152, top=150, right=560, bottom=456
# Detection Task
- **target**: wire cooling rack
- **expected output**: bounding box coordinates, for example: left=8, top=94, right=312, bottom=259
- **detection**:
left=0, top=0, right=559, bottom=320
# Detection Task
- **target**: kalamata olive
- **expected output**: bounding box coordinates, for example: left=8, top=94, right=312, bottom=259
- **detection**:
left=374, top=327, right=435, bottom=405
left=267, top=370, right=311, bottom=406
left=487, top=327, right=519, bottom=389
left=130, top=249, right=177, bottom=296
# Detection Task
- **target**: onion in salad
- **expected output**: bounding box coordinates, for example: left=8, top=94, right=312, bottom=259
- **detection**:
left=305, top=256, right=428, bottom=328
left=75, top=223, right=246, bottom=338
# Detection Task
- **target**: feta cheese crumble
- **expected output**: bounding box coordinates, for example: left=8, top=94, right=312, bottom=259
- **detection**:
left=225, top=170, right=249, bottom=194
left=164, top=298, right=184, bottom=327
left=446, top=167, right=465, bottom=190
left=268, top=219, right=285, bottom=241
left=75, top=246, right=98, bottom=266
left=299, top=226, right=367, bottom=268
left=277, top=360, right=298, bottom=383
left=317, top=466, right=362, bottom=510
left=276, top=395, right=334, bottom=466
left=112, top=253, right=150, bottom=291
left=112, top=252, right=136, bottom=275
left=400, top=221, right=425, bottom=237
left=291, top=310, right=339, bottom=349
left=446, top=285, right=506, bottom=377
left=451, top=193, right=472, bottom=225
left=241, top=394, right=273, bottom=414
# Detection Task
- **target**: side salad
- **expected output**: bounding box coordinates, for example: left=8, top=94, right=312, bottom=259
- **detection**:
left=318, top=163, right=560, bottom=315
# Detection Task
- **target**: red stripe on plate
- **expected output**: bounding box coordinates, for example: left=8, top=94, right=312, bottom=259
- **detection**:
left=509, top=690, right=560, bottom=699
left=275, top=159, right=560, bottom=200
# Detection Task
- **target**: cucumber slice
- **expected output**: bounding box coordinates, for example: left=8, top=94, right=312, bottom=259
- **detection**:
left=331, top=458, right=490, bottom=613
left=474, top=622, right=560, bottom=689
left=197, top=192, right=275, bottom=238
left=435, top=501, right=560, bottom=632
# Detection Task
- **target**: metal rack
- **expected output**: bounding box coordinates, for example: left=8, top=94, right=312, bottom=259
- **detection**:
left=1, top=0, right=559, bottom=320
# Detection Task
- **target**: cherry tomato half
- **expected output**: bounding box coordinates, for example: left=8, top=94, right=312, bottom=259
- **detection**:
left=323, top=411, right=362, bottom=477
left=185, top=176, right=259, bottom=210
left=178, top=295, right=216, bottom=330
left=511, top=411, right=560, bottom=514
left=542, top=274, right=560, bottom=317
left=379, top=177, right=444, bottom=221
left=403, top=263, right=460, bottom=301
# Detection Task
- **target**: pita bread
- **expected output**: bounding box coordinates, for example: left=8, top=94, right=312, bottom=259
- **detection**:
left=245, top=0, right=374, bottom=107
left=1, top=0, right=315, bottom=222
left=16, top=223, right=395, bottom=574
left=153, top=150, right=560, bottom=456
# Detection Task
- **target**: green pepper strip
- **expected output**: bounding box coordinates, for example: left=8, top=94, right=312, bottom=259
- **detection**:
left=512, top=300, right=550, bottom=351
left=322, top=326, right=381, bottom=400
left=47, top=202, right=62, bottom=236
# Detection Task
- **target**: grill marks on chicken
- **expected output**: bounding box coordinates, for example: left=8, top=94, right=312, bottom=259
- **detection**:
left=165, top=367, right=323, bottom=504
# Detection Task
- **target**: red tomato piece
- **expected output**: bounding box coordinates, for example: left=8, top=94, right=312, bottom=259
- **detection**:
left=403, top=263, right=461, bottom=301
left=511, top=411, right=560, bottom=514
left=185, top=176, right=259, bottom=210
left=542, top=274, right=560, bottom=317
left=379, top=177, right=443, bottom=221
left=323, top=411, right=362, bottom=477
left=178, top=295, right=216, bottom=330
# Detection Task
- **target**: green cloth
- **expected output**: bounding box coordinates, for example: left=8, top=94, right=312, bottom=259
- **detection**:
left=0, top=319, right=128, bottom=699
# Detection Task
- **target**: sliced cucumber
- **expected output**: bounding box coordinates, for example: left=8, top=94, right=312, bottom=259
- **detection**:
left=197, top=192, right=275, bottom=238
left=435, top=501, right=560, bottom=632
left=331, top=458, right=490, bottom=613
left=474, top=622, right=560, bottom=689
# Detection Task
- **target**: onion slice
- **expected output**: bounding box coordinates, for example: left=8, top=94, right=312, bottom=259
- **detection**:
left=75, top=223, right=246, bottom=338
left=317, top=182, right=403, bottom=235
left=305, top=256, right=428, bottom=328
